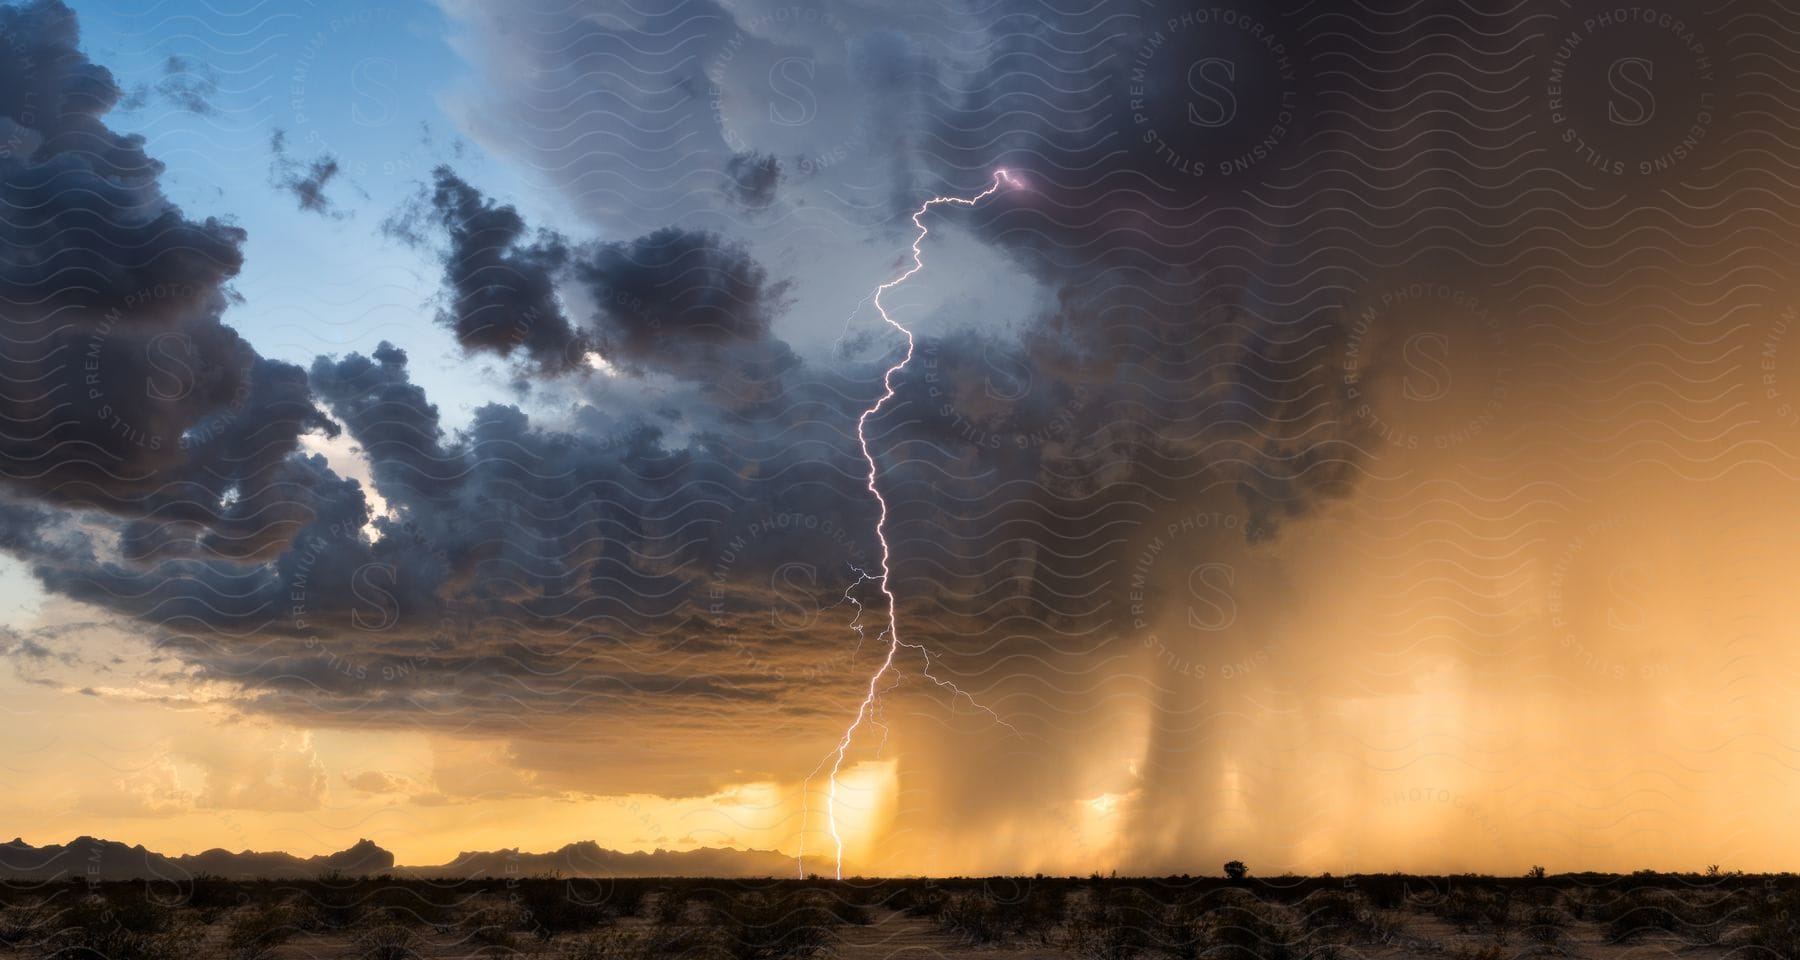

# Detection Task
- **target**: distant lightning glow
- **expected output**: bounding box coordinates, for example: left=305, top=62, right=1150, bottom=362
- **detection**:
left=804, top=169, right=1021, bottom=880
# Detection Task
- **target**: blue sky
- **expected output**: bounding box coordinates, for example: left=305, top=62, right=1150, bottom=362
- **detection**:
left=69, top=0, right=530, bottom=416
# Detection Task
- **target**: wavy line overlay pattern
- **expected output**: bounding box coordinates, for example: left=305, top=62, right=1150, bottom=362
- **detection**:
left=4, top=0, right=1800, bottom=896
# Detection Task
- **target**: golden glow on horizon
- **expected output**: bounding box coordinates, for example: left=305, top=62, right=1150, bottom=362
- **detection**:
left=9, top=443, right=1800, bottom=876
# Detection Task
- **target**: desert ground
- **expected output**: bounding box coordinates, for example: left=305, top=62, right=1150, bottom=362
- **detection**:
left=0, top=873, right=1793, bottom=960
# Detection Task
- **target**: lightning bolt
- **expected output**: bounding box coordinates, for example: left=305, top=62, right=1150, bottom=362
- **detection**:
left=802, top=169, right=1021, bottom=880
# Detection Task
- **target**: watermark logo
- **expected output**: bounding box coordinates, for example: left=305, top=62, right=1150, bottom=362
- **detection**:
left=289, top=7, right=425, bottom=179
left=708, top=5, right=870, bottom=176
left=1184, top=562, right=1237, bottom=632
left=1187, top=58, right=1241, bottom=127
left=1342, top=284, right=1510, bottom=452
left=288, top=518, right=454, bottom=683
left=1754, top=303, right=1800, bottom=428
left=350, top=56, right=401, bottom=127
left=1543, top=6, right=1721, bottom=180
left=710, top=512, right=872, bottom=656
left=1127, top=6, right=1303, bottom=182
left=82, top=287, right=254, bottom=453
left=1123, top=511, right=1274, bottom=682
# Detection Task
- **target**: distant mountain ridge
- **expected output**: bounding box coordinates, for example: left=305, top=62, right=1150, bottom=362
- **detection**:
left=0, top=836, right=394, bottom=881
left=414, top=840, right=816, bottom=878
left=0, top=837, right=816, bottom=880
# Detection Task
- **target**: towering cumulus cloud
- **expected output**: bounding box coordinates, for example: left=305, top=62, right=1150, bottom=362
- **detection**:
left=0, top=0, right=335, bottom=563
left=6, top=0, right=1800, bottom=876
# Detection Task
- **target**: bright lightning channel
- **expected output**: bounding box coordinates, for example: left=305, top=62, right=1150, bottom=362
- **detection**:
left=804, top=169, right=1022, bottom=880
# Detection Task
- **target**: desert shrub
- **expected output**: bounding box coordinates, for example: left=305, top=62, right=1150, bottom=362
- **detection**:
left=893, top=883, right=946, bottom=918
left=1434, top=887, right=1486, bottom=932
left=1735, top=888, right=1800, bottom=958
left=708, top=890, right=838, bottom=960
left=223, top=902, right=297, bottom=960
left=638, top=923, right=716, bottom=957
left=1590, top=888, right=1685, bottom=943
left=1154, top=897, right=1208, bottom=960
left=54, top=886, right=171, bottom=929
left=1562, top=886, right=1598, bottom=921
left=588, top=880, right=649, bottom=919
left=0, top=898, right=54, bottom=949
left=1351, top=875, right=1413, bottom=911
left=362, top=882, right=459, bottom=928
left=995, top=884, right=1066, bottom=944
left=458, top=904, right=522, bottom=954
left=514, top=879, right=614, bottom=940
left=32, top=923, right=198, bottom=960
left=1672, top=888, right=1752, bottom=946
left=653, top=888, right=690, bottom=925
left=558, top=929, right=647, bottom=960
left=1433, top=885, right=1510, bottom=940
left=90, top=888, right=174, bottom=934
left=938, top=892, right=1006, bottom=945
left=1063, top=887, right=1157, bottom=960
left=1480, top=889, right=1514, bottom=943
left=295, top=877, right=367, bottom=930
left=1294, top=890, right=1358, bottom=940
left=1523, top=903, right=1565, bottom=944
left=179, top=874, right=242, bottom=917
left=352, top=923, right=419, bottom=960
left=33, top=897, right=196, bottom=960
left=1201, top=901, right=1299, bottom=960
left=1292, top=890, right=1398, bottom=945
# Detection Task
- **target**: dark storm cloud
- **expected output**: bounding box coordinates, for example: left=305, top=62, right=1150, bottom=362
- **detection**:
left=394, top=167, right=795, bottom=382
left=0, top=0, right=1368, bottom=781
left=0, top=0, right=1484, bottom=808
left=0, top=0, right=334, bottom=532
left=430, top=0, right=1364, bottom=535
left=578, top=226, right=792, bottom=375
left=405, top=166, right=588, bottom=373
left=723, top=151, right=782, bottom=208
left=268, top=129, right=344, bottom=216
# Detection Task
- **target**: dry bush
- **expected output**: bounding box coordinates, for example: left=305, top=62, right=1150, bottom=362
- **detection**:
left=556, top=929, right=649, bottom=960
left=1294, top=889, right=1397, bottom=944
left=707, top=889, right=840, bottom=960
left=652, top=888, right=690, bottom=925
left=351, top=923, right=420, bottom=960
left=1200, top=900, right=1302, bottom=960
left=33, top=893, right=197, bottom=960
left=222, top=902, right=298, bottom=960
left=513, top=879, right=614, bottom=940
left=1063, top=886, right=1160, bottom=960
left=937, top=892, right=1005, bottom=946
left=1588, top=888, right=1693, bottom=944
left=1523, top=903, right=1565, bottom=945
left=1730, top=888, right=1800, bottom=957
left=0, top=897, right=54, bottom=950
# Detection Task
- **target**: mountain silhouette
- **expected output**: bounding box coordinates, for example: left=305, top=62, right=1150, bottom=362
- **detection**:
left=409, top=840, right=822, bottom=878
left=0, top=837, right=821, bottom=879
left=0, top=836, right=395, bottom=881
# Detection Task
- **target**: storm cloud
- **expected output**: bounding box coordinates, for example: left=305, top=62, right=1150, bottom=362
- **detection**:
left=7, top=0, right=1800, bottom=874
